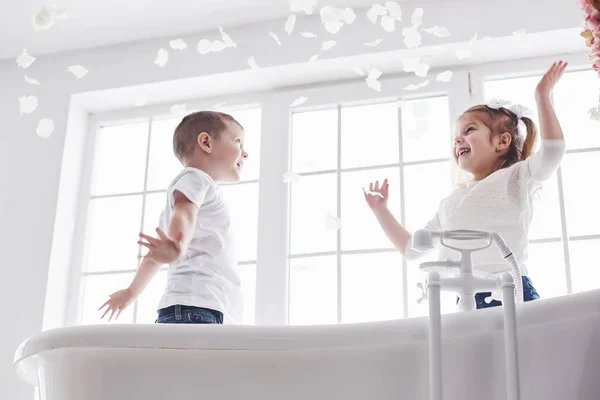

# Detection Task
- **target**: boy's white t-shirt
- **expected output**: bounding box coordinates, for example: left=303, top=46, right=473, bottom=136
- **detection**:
left=156, top=167, right=243, bottom=324
left=405, top=139, right=566, bottom=276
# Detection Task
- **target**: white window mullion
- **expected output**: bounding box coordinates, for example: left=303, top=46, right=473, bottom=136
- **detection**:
left=254, top=94, right=292, bottom=325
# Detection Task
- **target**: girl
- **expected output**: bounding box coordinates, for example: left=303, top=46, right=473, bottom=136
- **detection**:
left=365, top=61, right=568, bottom=309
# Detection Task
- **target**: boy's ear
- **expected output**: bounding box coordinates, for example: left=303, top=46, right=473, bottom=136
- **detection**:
left=197, top=132, right=212, bottom=153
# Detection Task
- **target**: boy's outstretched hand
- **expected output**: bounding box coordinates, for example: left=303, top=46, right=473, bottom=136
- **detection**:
left=98, top=288, right=134, bottom=321
left=364, top=179, right=389, bottom=211
left=138, top=227, right=184, bottom=264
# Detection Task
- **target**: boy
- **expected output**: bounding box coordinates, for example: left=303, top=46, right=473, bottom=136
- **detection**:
left=99, top=110, right=248, bottom=324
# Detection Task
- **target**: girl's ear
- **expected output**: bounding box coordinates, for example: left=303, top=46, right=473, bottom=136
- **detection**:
left=197, top=132, right=212, bottom=153
left=496, top=132, right=512, bottom=151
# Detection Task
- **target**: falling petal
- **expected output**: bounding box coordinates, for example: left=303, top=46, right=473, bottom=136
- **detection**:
left=219, top=27, right=237, bottom=48
left=291, top=96, right=308, bottom=107
left=169, top=39, right=187, bottom=50
left=423, top=26, right=450, bottom=37
left=324, top=213, right=342, bottom=230
left=285, top=14, right=297, bottom=34
left=68, top=65, right=88, bottom=78
left=402, top=57, right=420, bottom=72
left=301, top=31, right=317, bottom=38
left=36, top=118, right=54, bottom=138
left=154, top=49, right=169, bottom=66
left=321, top=40, right=337, bottom=50
left=134, top=96, right=148, bottom=107
left=513, top=28, right=527, bottom=39
left=365, top=38, right=383, bottom=47
left=436, top=70, right=453, bottom=82
left=283, top=171, right=301, bottom=183
left=19, top=95, right=38, bottom=115
left=343, top=7, right=357, bottom=24
left=381, top=15, right=396, bottom=32
left=248, top=56, right=260, bottom=70
left=455, top=48, right=472, bottom=60
left=307, top=54, right=319, bottom=63
left=402, top=25, right=422, bottom=48
left=351, top=66, right=365, bottom=76
left=367, top=4, right=387, bottom=24
left=269, top=31, right=282, bottom=46
left=16, top=49, right=36, bottom=69
left=404, top=79, right=429, bottom=91
left=24, top=76, right=40, bottom=85
left=210, top=40, right=227, bottom=52
left=324, top=20, right=344, bottom=34
left=385, top=1, right=402, bottom=20
left=366, top=68, right=382, bottom=92
left=414, top=62, right=430, bottom=78
left=290, top=0, right=316, bottom=14
left=197, top=39, right=212, bottom=55
left=32, top=5, right=67, bottom=31
left=170, top=104, right=186, bottom=115
left=411, top=8, right=424, bottom=26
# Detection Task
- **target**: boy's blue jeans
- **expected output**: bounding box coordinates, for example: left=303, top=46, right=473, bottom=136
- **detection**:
left=155, top=305, right=223, bottom=324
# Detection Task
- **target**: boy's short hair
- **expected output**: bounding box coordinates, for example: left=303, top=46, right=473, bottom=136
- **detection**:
left=173, top=110, right=243, bottom=163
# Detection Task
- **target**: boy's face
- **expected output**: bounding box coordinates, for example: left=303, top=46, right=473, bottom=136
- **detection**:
left=212, top=120, right=247, bottom=182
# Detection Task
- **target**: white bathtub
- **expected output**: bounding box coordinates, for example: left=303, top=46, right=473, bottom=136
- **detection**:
left=15, top=289, right=600, bottom=400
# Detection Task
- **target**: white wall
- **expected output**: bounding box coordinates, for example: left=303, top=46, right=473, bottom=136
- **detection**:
left=0, top=1, right=582, bottom=399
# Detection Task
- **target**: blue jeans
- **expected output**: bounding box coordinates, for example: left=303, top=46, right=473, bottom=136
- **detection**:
left=457, top=276, right=540, bottom=309
left=155, top=305, right=224, bottom=324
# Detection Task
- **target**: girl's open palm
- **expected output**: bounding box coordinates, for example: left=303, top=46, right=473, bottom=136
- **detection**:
left=536, top=60, right=568, bottom=98
left=364, top=179, right=389, bottom=211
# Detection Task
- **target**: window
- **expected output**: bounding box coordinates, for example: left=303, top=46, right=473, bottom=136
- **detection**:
left=76, top=107, right=261, bottom=325
left=288, top=96, right=455, bottom=324
left=484, top=69, right=600, bottom=297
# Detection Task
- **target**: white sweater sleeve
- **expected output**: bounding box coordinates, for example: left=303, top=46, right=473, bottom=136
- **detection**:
left=403, top=211, right=442, bottom=261
left=523, top=139, right=566, bottom=186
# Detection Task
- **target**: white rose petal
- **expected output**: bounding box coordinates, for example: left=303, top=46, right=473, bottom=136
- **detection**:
left=19, top=95, right=38, bottom=115
left=248, top=56, right=260, bottom=70
left=403, top=25, right=422, bottom=48
left=210, top=40, right=227, bottom=52
left=32, top=5, right=67, bottom=31
left=269, top=31, right=282, bottom=46
left=285, top=14, right=297, bottom=34
left=436, top=70, right=453, bottom=82
left=290, top=96, right=308, bottom=107
left=324, top=20, right=344, bottom=34
left=365, top=38, right=383, bottom=47
left=307, top=54, right=319, bottom=63
left=36, top=118, right=55, bottom=138
left=321, top=40, right=337, bottom=50
left=169, top=39, right=187, bottom=50
left=24, top=76, right=40, bottom=85
left=381, top=15, right=396, bottom=32
left=290, top=0, right=317, bottom=14
left=154, top=49, right=169, bottom=66
left=301, top=31, right=317, bottom=38
left=219, top=27, right=237, bottom=48
left=423, top=26, right=450, bottom=37
left=411, top=8, right=424, bottom=26
left=385, top=1, right=402, bottom=20
left=68, top=65, right=88, bottom=78
left=16, top=49, right=36, bottom=69
left=352, top=66, right=365, bottom=76
left=343, top=7, right=357, bottom=24
left=197, top=39, right=212, bottom=55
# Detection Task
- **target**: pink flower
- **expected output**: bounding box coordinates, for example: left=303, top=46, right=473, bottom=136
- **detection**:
left=586, top=15, right=600, bottom=31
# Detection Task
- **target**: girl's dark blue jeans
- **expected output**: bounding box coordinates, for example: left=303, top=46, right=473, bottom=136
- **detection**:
left=155, top=304, right=224, bottom=324
left=457, top=275, right=540, bottom=309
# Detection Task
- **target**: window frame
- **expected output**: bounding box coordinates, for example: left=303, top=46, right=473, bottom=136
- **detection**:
left=66, top=51, right=596, bottom=327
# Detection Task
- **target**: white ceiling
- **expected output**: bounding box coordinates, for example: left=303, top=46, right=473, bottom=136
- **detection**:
left=1, top=0, right=390, bottom=60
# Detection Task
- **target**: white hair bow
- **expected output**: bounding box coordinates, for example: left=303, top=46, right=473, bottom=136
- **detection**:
left=508, top=103, right=533, bottom=138
left=486, top=98, right=511, bottom=110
